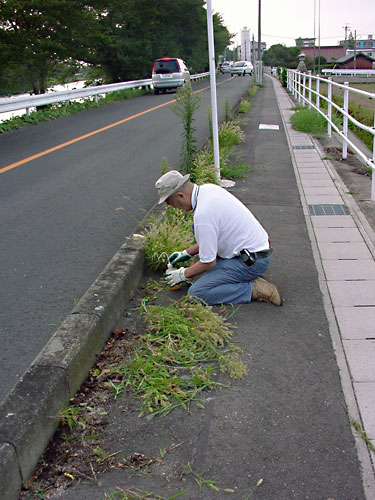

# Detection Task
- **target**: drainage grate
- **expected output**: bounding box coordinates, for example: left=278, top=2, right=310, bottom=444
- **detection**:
left=293, top=145, right=315, bottom=150
left=309, top=204, right=350, bottom=216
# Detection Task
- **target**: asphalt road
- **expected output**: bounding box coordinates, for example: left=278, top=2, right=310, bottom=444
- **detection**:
left=0, top=74, right=253, bottom=401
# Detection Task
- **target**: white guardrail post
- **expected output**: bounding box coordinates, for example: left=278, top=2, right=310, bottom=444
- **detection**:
left=372, top=111, right=375, bottom=201
left=342, top=81, right=349, bottom=160
left=298, top=72, right=301, bottom=104
left=308, top=71, right=312, bottom=110
left=316, top=77, right=320, bottom=110
left=302, top=73, right=306, bottom=105
left=327, top=77, right=332, bottom=138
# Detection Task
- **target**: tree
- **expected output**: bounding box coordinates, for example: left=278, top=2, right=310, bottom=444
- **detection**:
left=0, top=0, right=104, bottom=94
left=88, top=0, right=231, bottom=82
left=0, top=0, right=232, bottom=93
left=262, top=44, right=301, bottom=69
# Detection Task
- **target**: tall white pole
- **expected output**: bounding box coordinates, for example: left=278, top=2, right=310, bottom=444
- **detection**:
left=206, top=0, right=220, bottom=181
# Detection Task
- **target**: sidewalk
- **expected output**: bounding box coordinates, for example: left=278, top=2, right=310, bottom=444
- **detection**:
left=26, top=76, right=374, bottom=500
left=272, top=74, right=375, bottom=497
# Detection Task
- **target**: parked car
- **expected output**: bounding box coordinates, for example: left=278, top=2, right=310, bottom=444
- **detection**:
left=152, top=57, right=190, bottom=94
left=231, top=61, right=254, bottom=76
left=219, top=61, right=233, bottom=73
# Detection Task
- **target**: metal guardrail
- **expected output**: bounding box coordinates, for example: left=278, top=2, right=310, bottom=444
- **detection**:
left=287, top=69, right=375, bottom=200
left=0, top=72, right=210, bottom=116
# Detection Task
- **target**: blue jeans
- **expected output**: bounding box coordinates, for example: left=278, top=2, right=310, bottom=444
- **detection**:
left=188, top=256, right=270, bottom=305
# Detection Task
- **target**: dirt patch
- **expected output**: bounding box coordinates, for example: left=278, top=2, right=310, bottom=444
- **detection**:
left=19, top=301, right=143, bottom=499
left=323, top=146, right=370, bottom=177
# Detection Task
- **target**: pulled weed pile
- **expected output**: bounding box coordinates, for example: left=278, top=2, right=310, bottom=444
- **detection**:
left=116, top=297, right=247, bottom=418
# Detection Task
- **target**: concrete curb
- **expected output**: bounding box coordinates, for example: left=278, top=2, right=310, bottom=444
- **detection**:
left=0, top=232, right=147, bottom=500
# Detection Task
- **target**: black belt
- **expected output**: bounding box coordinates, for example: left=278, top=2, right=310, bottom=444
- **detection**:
left=240, top=247, right=273, bottom=266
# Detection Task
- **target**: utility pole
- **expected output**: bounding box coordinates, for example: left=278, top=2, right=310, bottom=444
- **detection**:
left=317, top=0, right=321, bottom=74
left=258, top=0, right=261, bottom=61
left=354, top=29, right=357, bottom=69
left=252, top=34, right=255, bottom=65
left=257, top=0, right=262, bottom=84
left=343, top=23, right=350, bottom=47
left=313, top=0, right=316, bottom=74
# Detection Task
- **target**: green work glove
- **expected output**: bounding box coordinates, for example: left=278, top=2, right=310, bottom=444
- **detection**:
left=168, top=249, right=191, bottom=267
left=163, top=267, right=190, bottom=287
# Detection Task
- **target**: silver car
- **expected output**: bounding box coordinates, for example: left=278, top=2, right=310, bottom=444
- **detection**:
left=152, top=58, right=190, bottom=94
left=231, top=61, right=254, bottom=76
left=219, top=61, right=233, bottom=73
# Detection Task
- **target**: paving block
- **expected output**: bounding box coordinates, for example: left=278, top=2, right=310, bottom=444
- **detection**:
left=311, top=215, right=356, bottom=228
left=328, top=281, right=375, bottom=307
left=318, top=242, right=372, bottom=260
left=315, top=227, right=363, bottom=243
left=300, top=178, right=335, bottom=188
left=335, top=306, right=375, bottom=340
left=343, top=340, right=375, bottom=381
left=298, top=167, right=328, bottom=174
left=299, top=172, right=332, bottom=180
left=353, top=382, right=375, bottom=439
left=304, top=187, right=339, bottom=196
left=322, top=260, right=375, bottom=281
left=0, top=442, right=21, bottom=500
left=306, top=195, right=344, bottom=205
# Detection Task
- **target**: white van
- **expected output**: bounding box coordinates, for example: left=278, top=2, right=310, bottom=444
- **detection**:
left=152, top=58, right=190, bottom=94
left=231, top=61, right=254, bottom=76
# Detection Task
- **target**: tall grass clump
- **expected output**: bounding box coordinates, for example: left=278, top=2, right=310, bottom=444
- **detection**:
left=142, top=207, right=194, bottom=271
left=170, top=84, right=201, bottom=176
left=192, top=150, right=219, bottom=185
left=117, top=297, right=247, bottom=417
left=238, top=98, right=251, bottom=114
left=219, top=120, right=245, bottom=148
left=290, top=108, right=327, bottom=137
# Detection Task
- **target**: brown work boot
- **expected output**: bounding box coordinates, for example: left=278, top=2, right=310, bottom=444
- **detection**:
left=252, top=277, right=283, bottom=306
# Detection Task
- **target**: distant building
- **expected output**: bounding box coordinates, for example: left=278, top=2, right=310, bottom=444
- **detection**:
left=250, top=40, right=266, bottom=62
left=296, top=37, right=315, bottom=47
left=239, top=27, right=251, bottom=61
left=339, top=34, right=375, bottom=49
left=346, top=48, right=375, bottom=59
left=297, top=45, right=346, bottom=63
left=335, top=52, right=375, bottom=70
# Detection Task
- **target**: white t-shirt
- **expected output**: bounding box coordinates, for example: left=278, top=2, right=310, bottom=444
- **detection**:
left=193, top=184, right=269, bottom=263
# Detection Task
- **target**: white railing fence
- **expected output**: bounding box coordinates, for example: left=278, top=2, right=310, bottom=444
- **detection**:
left=287, top=69, right=375, bottom=201
left=0, top=72, right=210, bottom=117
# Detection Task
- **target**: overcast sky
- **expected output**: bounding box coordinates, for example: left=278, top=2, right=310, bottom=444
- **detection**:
left=211, top=0, right=375, bottom=48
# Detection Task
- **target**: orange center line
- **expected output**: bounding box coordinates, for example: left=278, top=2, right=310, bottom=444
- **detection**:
left=0, top=78, right=231, bottom=175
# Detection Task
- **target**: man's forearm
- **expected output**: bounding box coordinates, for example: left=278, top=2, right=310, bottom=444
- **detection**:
left=186, top=243, right=199, bottom=257
left=184, top=259, right=216, bottom=279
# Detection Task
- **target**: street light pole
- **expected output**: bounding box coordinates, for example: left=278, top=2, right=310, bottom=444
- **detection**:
left=206, top=0, right=220, bottom=181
